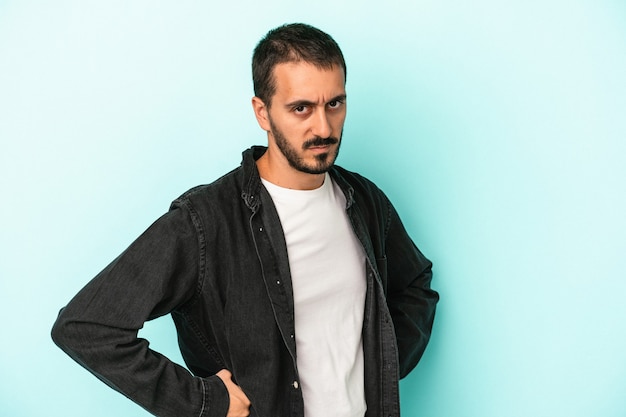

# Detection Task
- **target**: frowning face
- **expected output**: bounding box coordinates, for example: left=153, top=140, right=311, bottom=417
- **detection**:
left=253, top=61, right=347, bottom=176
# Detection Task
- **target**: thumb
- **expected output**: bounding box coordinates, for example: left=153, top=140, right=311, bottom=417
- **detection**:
left=217, top=369, right=233, bottom=381
left=216, top=369, right=251, bottom=406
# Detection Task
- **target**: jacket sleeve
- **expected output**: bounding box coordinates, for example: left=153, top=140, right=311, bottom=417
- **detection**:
left=51, top=204, right=230, bottom=417
left=384, top=200, right=439, bottom=379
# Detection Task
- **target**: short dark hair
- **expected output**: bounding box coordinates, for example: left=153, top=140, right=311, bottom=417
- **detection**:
left=252, top=23, right=347, bottom=107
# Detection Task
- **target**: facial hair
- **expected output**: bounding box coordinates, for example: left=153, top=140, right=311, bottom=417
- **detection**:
left=269, top=118, right=342, bottom=175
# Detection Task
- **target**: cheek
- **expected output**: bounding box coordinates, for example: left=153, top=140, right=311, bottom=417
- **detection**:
left=282, top=121, right=302, bottom=136
left=279, top=122, right=306, bottom=142
left=332, top=114, right=347, bottom=132
left=290, top=119, right=311, bottom=137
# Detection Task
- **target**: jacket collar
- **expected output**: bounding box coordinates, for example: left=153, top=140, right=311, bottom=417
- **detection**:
left=239, top=146, right=265, bottom=211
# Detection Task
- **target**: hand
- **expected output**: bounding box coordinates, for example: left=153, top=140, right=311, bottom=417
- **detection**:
left=216, top=369, right=251, bottom=417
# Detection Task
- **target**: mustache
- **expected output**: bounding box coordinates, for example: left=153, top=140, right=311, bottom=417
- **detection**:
left=302, top=136, right=339, bottom=149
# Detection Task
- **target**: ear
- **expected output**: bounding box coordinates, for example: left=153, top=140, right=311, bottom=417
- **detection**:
left=251, top=96, right=271, bottom=132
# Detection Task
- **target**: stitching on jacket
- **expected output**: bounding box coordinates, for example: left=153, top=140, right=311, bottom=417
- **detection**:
left=199, top=378, right=207, bottom=417
left=177, top=198, right=207, bottom=306
left=383, top=196, right=392, bottom=241
left=182, top=311, right=226, bottom=369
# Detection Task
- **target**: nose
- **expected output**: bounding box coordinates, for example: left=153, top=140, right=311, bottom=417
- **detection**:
left=311, top=109, right=332, bottom=138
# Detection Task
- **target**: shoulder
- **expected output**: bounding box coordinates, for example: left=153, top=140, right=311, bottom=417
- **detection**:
left=171, top=165, right=244, bottom=210
left=159, top=165, right=249, bottom=239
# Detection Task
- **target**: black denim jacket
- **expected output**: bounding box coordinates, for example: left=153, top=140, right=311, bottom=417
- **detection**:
left=52, top=146, right=438, bottom=417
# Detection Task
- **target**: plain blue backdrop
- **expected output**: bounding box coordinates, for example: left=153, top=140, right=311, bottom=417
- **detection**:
left=1, top=1, right=625, bottom=416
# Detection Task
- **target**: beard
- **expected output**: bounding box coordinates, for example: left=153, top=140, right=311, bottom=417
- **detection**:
left=269, top=118, right=342, bottom=175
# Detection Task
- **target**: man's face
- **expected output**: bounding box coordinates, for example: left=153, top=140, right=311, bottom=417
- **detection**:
left=264, top=61, right=347, bottom=174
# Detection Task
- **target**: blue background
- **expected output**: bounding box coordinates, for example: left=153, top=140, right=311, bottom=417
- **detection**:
left=1, top=1, right=625, bottom=416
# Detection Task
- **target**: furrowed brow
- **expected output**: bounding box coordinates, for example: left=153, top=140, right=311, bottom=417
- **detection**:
left=329, top=94, right=347, bottom=103
left=284, top=99, right=316, bottom=109
left=284, top=94, right=347, bottom=109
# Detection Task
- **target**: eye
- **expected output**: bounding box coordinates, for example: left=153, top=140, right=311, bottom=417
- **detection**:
left=328, top=99, right=344, bottom=109
left=293, top=105, right=308, bottom=114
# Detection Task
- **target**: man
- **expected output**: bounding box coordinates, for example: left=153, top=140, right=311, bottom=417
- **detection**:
left=52, top=23, right=438, bottom=417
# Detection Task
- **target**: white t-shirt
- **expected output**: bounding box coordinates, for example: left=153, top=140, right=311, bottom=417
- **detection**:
left=261, top=173, right=367, bottom=417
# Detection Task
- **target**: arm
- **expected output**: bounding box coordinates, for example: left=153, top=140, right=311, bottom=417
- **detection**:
left=51, top=206, right=230, bottom=417
left=385, top=202, right=439, bottom=378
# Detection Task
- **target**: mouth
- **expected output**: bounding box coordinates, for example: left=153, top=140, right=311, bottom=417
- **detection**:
left=308, top=144, right=332, bottom=150
left=306, top=144, right=336, bottom=156
left=303, top=137, right=339, bottom=151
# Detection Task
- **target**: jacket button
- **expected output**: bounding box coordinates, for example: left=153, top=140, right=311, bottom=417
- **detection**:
left=259, top=227, right=263, bottom=232
left=292, top=381, right=299, bottom=389
left=276, top=280, right=281, bottom=285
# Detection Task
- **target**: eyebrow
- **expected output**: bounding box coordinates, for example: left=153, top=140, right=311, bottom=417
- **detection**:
left=284, top=94, right=347, bottom=109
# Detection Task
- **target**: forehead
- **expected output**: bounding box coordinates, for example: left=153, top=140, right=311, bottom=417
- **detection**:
left=271, top=61, right=346, bottom=101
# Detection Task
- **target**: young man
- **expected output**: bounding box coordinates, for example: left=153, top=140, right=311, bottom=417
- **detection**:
left=52, top=23, right=439, bottom=417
